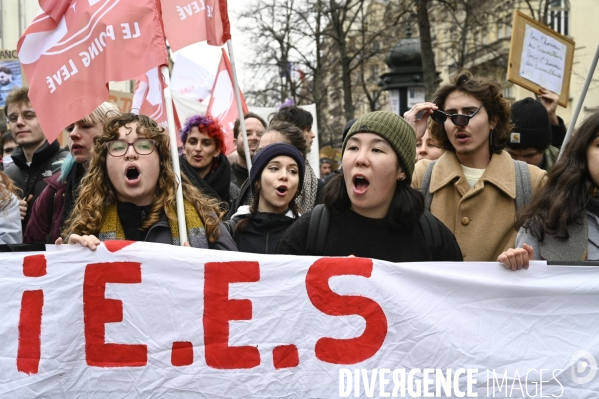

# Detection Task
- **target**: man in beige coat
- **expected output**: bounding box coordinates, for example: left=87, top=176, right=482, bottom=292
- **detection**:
left=405, top=71, right=547, bottom=261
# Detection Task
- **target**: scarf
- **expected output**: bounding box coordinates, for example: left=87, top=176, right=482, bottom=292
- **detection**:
left=98, top=199, right=208, bottom=248
left=242, top=160, right=319, bottom=214
left=180, top=154, right=231, bottom=207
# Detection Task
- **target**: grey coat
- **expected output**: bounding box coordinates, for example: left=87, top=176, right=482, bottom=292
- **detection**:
left=515, top=212, right=599, bottom=261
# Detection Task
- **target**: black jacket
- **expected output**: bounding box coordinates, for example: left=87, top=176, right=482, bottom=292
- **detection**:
left=224, top=208, right=296, bottom=254
left=4, top=140, right=68, bottom=228
left=180, top=154, right=239, bottom=212
left=275, top=208, right=463, bottom=262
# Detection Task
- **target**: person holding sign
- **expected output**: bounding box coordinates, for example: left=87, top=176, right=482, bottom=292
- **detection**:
left=275, top=111, right=462, bottom=262
left=498, top=110, right=599, bottom=268
left=407, top=71, right=547, bottom=261
left=58, top=113, right=237, bottom=251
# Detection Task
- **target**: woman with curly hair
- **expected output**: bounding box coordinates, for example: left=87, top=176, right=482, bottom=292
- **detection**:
left=406, top=70, right=547, bottom=261
left=0, top=171, right=21, bottom=244
left=179, top=115, right=239, bottom=211
left=499, top=110, right=599, bottom=269
left=57, top=113, right=237, bottom=250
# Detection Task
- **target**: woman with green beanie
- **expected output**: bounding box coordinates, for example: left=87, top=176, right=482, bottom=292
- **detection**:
left=275, top=111, right=462, bottom=262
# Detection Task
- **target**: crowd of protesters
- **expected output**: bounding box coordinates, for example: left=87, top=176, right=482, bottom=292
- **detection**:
left=1, top=69, right=597, bottom=269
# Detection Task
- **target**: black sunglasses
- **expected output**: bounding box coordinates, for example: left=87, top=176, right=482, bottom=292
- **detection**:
left=431, top=100, right=485, bottom=127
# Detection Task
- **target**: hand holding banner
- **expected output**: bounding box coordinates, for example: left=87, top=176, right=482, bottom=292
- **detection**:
left=2, top=242, right=599, bottom=397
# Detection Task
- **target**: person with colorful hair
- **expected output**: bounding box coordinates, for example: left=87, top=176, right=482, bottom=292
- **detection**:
left=179, top=115, right=239, bottom=211
left=24, top=102, right=119, bottom=243
left=224, top=143, right=304, bottom=254
left=57, top=113, right=236, bottom=251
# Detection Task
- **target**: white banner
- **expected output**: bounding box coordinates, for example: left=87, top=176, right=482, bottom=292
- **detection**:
left=1, top=242, right=599, bottom=398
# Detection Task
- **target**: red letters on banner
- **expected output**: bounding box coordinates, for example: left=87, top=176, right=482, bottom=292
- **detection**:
left=14, top=253, right=389, bottom=375
left=203, top=261, right=260, bottom=369
left=305, top=258, right=388, bottom=364
left=17, top=254, right=47, bottom=374
left=83, top=262, right=148, bottom=367
left=17, top=290, right=44, bottom=374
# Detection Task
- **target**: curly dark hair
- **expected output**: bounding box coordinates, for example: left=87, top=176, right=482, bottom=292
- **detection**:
left=269, top=106, right=313, bottom=131
left=518, top=110, right=599, bottom=240
left=429, top=70, right=512, bottom=154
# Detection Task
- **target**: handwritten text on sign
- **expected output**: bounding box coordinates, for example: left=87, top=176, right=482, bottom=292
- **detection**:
left=1, top=242, right=599, bottom=398
left=520, top=24, right=567, bottom=94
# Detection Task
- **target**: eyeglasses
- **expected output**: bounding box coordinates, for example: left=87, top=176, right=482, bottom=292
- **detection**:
left=7, top=111, right=37, bottom=124
left=105, top=139, right=157, bottom=157
left=431, top=101, right=485, bottom=127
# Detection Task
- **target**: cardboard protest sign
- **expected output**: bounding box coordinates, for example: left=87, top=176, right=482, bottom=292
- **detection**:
left=1, top=242, right=599, bottom=397
left=507, top=10, right=575, bottom=107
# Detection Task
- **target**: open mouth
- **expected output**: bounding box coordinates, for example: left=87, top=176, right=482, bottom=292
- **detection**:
left=276, top=185, right=288, bottom=195
left=71, top=144, right=84, bottom=151
left=456, top=132, right=469, bottom=140
left=353, top=175, right=370, bottom=194
left=126, top=166, right=140, bottom=181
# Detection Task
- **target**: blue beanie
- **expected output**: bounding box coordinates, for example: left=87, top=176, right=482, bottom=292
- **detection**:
left=249, top=143, right=305, bottom=193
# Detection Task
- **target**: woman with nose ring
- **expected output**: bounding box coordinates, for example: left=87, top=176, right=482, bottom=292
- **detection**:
left=57, top=113, right=237, bottom=251
left=179, top=115, right=239, bottom=212
left=406, top=70, right=547, bottom=261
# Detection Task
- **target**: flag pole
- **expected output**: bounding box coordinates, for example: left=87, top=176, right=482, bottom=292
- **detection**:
left=226, top=39, right=252, bottom=170
left=160, top=65, right=188, bottom=245
left=558, top=42, right=599, bottom=161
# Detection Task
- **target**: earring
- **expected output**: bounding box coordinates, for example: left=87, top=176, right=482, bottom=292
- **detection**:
left=489, top=127, right=494, bottom=146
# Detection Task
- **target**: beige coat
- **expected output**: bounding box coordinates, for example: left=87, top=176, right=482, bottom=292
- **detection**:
left=412, top=151, right=547, bottom=261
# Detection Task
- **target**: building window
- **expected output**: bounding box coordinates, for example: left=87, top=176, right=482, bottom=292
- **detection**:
left=548, top=0, right=569, bottom=36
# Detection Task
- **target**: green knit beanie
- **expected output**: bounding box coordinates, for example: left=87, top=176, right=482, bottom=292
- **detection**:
left=342, top=111, right=416, bottom=181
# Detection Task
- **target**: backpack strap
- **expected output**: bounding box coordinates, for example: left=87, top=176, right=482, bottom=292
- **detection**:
left=418, top=210, right=442, bottom=256
left=512, top=159, right=532, bottom=212
left=306, top=204, right=330, bottom=255
left=419, top=160, right=437, bottom=211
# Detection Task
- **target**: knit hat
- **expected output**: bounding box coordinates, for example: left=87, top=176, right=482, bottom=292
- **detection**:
left=249, top=143, right=305, bottom=193
left=342, top=111, right=416, bottom=181
left=508, top=98, right=552, bottom=150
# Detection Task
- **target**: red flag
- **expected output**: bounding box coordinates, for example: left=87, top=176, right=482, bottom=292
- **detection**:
left=206, top=48, right=247, bottom=155
left=132, top=67, right=182, bottom=147
left=161, top=0, right=231, bottom=52
left=18, top=0, right=168, bottom=142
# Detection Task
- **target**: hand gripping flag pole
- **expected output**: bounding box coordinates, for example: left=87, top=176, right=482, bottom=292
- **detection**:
left=558, top=42, right=599, bottom=161
left=226, top=40, right=252, bottom=171
left=160, top=65, right=187, bottom=245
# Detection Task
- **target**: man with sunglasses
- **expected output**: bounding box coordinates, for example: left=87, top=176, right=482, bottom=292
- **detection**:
left=3, top=87, right=67, bottom=230
left=405, top=71, right=547, bottom=262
